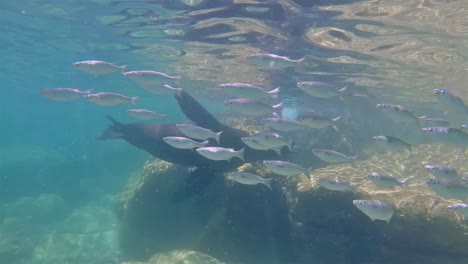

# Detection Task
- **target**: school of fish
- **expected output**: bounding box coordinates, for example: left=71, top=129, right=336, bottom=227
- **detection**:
left=41, top=56, right=468, bottom=224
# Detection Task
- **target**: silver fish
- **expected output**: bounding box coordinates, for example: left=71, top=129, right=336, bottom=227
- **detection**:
left=241, top=137, right=282, bottom=156
left=376, top=103, right=424, bottom=125
left=368, top=172, right=408, bottom=189
left=296, top=81, right=348, bottom=99
left=297, top=113, right=341, bottom=131
left=84, top=92, right=138, bottom=106
left=126, top=109, right=166, bottom=120
left=224, top=99, right=283, bottom=116
left=196, top=147, right=244, bottom=161
left=426, top=178, right=468, bottom=200
left=434, top=88, right=468, bottom=115
left=420, top=116, right=450, bottom=127
left=41, top=88, right=92, bottom=101
left=176, top=124, right=222, bottom=144
left=246, top=53, right=304, bottom=69
left=424, top=165, right=460, bottom=182
left=372, top=136, right=412, bottom=157
left=263, top=118, right=308, bottom=132
left=312, top=149, right=357, bottom=166
left=421, top=127, right=468, bottom=150
left=123, top=70, right=180, bottom=80
left=73, top=60, right=126, bottom=75
left=162, top=137, right=209, bottom=149
left=226, top=172, right=272, bottom=190
left=262, top=160, right=305, bottom=177
left=250, top=132, right=293, bottom=150
left=353, top=200, right=394, bottom=223
left=318, top=177, right=352, bottom=192
left=220, top=83, right=280, bottom=100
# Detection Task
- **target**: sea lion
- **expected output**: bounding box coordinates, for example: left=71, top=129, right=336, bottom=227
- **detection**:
left=98, top=90, right=287, bottom=198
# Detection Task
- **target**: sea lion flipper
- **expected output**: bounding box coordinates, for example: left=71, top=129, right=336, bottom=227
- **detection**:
left=97, top=116, right=125, bottom=140
left=174, top=90, right=224, bottom=132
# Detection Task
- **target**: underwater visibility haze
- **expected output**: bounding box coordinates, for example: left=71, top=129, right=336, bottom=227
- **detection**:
left=1, top=0, right=468, bottom=263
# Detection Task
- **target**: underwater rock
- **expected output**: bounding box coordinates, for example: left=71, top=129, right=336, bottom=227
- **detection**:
left=118, top=144, right=468, bottom=264
left=0, top=194, right=70, bottom=263
left=32, top=204, right=119, bottom=264
left=0, top=194, right=68, bottom=223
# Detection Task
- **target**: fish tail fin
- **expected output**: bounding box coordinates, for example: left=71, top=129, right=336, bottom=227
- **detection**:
left=201, top=140, right=210, bottom=147
left=237, top=148, right=245, bottom=161
left=264, top=178, right=273, bottom=190
left=268, top=87, right=280, bottom=98
left=338, top=86, right=349, bottom=95
left=164, top=84, right=183, bottom=93
left=273, top=102, right=284, bottom=117
left=296, top=57, right=305, bottom=63
left=401, top=178, right=410, bottom=189
left=273, top=148, right=282, bottom=156
left=332, top=116, right=342, bottom=123
left=97, top=116, right=125, bottom=140
left=416, top=116, right=426, bottom=128
left=131, top=97, right=139, bottom=105
left=215, top=131, right=223, bottom=144
left=288, top=139, right=294, bottom=151
left=120, top=65, right=128, bottom=72
left=85, top=88, right=94, bottom=94
left=350, top=155, right=358, bottom=168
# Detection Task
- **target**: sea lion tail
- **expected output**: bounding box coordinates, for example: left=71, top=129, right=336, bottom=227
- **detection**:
left=97, top=116, right=125, bottom=140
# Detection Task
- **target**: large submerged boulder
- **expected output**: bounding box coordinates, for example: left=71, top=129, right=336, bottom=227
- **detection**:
left=117, top=144, right=468, bottom=264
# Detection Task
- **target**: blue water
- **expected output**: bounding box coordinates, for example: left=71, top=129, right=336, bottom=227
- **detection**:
left=1, top=0, right=468, bottom=263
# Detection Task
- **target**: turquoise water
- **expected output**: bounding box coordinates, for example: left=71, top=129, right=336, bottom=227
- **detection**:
left=1, top=0, right=468, bottom=263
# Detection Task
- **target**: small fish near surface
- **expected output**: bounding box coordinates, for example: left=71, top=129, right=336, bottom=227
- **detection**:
left=372, top=135, right=412, bottom=158
left=296, top=81, right=348, bottom=99
left=368, top=172, right=408, bottom=189
left=250, top=132, right=293, bottom=151
left=421, top=127, right=468, bottom=154
left=41, top=88, right=92, bottom=102
left=84, top=92, right=139, bottom=106
left=434, top=88, right=468, bottom=115
left=73, top=60, right=126, bottom=75
left=224, top=99, right=283, bottom=117
left=220, top=83, right=280, bottom=100
left=318, top=177, right=352, bottom=192
left=127, top=109, right=166, bottom=120
left=376, top=103, right=424, bottom=126
left=226, top=172, right=272, bottom=190
left=241, top=137, right=282, bottom=156
left=353, top=200, right=394, bottom=223
left=176, top=124, right=222, bottom=144
left=246, top=53, right=304, bottom=70
left=263, top=117, right=308, bottom=132
left=312, top=149, right=357, bottom=167
left=420, top=116, right=450, bottom=127
left=262, top=160, right=306, bottom=177
left=196, top=147, right=244, bottom=161
left=426, top=178, right=468, bottom=201
left=163, top=136, right=209, bottom=150
left=424, top=165, right=460, bottom=182
left=124, top=70, right=181, bottom=83
left=297, top=113, right=341, bottom=131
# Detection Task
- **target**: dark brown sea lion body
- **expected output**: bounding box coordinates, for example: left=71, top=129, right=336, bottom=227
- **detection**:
left=99, top=90, right=287, bottom=172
